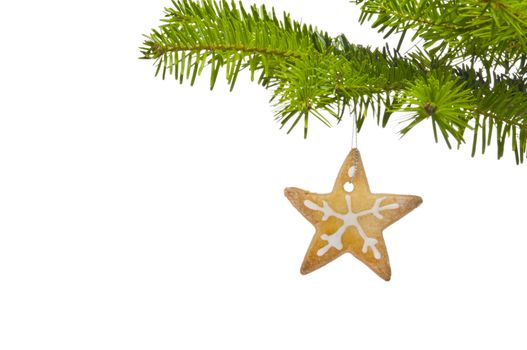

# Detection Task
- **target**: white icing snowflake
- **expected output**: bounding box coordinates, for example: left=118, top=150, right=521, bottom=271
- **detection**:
left=304, top=195, right=400, bottom=259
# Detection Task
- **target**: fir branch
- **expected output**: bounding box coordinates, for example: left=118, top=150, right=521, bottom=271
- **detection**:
left=140, top=0, right=341, bottom=135
left=141, top=0, right=527, bottom=163
left=396, top=73, right=476, bottom=148
left=353, top=0, right=527, bottom=69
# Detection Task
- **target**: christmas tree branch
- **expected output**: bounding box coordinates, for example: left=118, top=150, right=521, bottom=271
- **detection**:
left=140, top=0, right=527, bottom=163
left=354, top=0, right=527, bottom=69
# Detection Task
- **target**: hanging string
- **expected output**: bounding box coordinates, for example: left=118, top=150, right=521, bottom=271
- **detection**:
left=349, top=106, right=358, bottom=150
left=347, top=105, right=359, bottom=188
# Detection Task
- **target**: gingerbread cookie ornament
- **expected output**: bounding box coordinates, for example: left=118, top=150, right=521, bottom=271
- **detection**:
left=285, top=149, right=422, bottom=280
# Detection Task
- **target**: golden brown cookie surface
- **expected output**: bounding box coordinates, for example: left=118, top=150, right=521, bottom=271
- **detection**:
left=284, top=149, right=422, bottom=281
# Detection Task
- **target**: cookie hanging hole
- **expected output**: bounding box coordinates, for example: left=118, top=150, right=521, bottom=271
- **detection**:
left=343, top=181, right=354, bottom=192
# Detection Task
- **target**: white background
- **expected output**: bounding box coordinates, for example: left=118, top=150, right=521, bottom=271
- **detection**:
left=1, top=0, right=526, bottom=349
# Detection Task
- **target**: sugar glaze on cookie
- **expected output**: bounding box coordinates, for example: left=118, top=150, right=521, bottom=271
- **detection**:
left=304, top=195, right=399, bottom=258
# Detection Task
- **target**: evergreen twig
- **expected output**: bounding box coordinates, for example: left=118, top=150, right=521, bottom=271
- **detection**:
left=140, top=0, right=527, bottom=163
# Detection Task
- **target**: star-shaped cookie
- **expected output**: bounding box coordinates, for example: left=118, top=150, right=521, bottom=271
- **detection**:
left=284, top=149, right=422, bottom=280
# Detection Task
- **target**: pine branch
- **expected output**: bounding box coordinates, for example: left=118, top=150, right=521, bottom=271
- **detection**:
left=457, top=68, right=527, bottom=161
left=140, top=0, right=527, bottom=163
left=140, top=0, right=340, bottom=136
left=353, top=0, right=527, bottom=69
